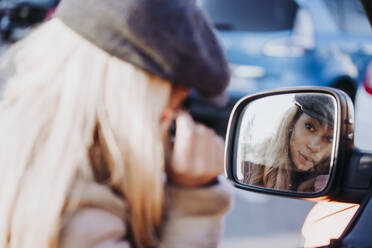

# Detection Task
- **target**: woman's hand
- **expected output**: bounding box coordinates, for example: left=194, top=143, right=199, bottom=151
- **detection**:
left=167, top=111, right=225, bottom=187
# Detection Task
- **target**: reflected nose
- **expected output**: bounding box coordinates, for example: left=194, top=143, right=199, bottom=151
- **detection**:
left=307, top=137, right=321, bottom=153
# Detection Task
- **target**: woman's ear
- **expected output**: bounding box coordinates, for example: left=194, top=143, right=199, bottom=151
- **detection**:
left=161, top=107, right=174, bottom=122
left=169, top=86, right=190, bottom=109
left=161, top=85, right=190, bottom=123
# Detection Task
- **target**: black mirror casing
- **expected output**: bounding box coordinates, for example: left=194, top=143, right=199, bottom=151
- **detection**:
left=224, top=87, right=357, bottom=202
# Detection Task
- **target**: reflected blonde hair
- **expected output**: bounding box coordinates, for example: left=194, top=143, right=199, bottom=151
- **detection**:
left=244, top=106, right=300, bottom=189
left=262, top=106, right=300, bottom=189
left=0, top=18, right=171, bottom=248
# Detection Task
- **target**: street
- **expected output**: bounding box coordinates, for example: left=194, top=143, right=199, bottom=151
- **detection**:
left=222, top=188, right=314, bottom=248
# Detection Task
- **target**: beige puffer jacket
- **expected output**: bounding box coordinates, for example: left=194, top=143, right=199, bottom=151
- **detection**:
left=59, top=179, right=233, bottom=248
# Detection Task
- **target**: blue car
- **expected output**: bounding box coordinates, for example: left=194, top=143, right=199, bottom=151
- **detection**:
left=188, top=0, right=372, bottom=137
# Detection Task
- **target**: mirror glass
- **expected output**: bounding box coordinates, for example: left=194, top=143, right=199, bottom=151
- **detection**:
left=234, top=93, right=337, bottom=193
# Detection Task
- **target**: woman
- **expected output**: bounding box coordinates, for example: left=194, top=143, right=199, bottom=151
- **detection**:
left=242, top=94, right=335, bottom=192
left=0, top=0, right=232, bottom=247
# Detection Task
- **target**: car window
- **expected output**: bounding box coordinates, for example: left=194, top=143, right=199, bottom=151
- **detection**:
left=324, top=0, right=371, bottom=35
left=197, top=0, right=299, bottom=32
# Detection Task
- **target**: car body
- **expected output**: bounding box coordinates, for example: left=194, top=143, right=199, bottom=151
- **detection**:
left=0, top=0, right=59, bottom=41
left=189, top=0, right=372, bottom=137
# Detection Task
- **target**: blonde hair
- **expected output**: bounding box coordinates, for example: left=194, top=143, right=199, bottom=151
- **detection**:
left=0, top=18, right=171, bottom=247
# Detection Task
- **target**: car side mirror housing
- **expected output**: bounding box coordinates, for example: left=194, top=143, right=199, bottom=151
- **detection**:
left=224, top=87, right=372, bottom=203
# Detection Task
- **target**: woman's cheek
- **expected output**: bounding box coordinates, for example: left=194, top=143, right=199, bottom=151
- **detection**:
left=319, top=144, right=332, bottom=162
left=299, top=130, right=311, bottom=147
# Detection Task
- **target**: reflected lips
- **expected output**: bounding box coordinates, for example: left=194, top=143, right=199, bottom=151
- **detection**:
left=299, top=152, right=312, bottom=164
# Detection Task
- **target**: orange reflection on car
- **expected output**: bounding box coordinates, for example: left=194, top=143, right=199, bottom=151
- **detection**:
left=302, top=202, right=359, bottom=248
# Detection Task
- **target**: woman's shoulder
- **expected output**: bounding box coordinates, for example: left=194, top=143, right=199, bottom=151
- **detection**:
left=59, top=181, right=130, bottom=248
left=59, top=207, right=130, bottom=248
left=59, top=179, right=233, bottom=248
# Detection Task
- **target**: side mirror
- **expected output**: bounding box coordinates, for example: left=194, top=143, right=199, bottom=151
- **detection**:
left=225, top=87, right=372, bottom=203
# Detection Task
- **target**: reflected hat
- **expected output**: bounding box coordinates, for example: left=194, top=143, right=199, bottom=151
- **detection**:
left=294, top=94, right=335, bottom=126
left=55, top=0, right=230, bottom=104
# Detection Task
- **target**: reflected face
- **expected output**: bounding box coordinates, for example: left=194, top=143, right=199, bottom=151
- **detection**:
left=289, top=113, right=333, bottom=171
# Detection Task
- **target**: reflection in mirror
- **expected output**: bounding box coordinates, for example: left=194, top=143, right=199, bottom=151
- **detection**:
left=235, top=93, right=337, bottom=193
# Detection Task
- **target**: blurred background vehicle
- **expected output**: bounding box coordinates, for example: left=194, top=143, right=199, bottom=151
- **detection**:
left=188, top=0, right=372, bottom=138
left=0, top=0, right=59, bottom=41
left=355, top=60, right=372, bottom=151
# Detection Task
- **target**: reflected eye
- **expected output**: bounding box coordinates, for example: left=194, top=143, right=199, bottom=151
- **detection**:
left=325, top=135, right=333, bottom=143
left=305, top=123, right=315, bottom=132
